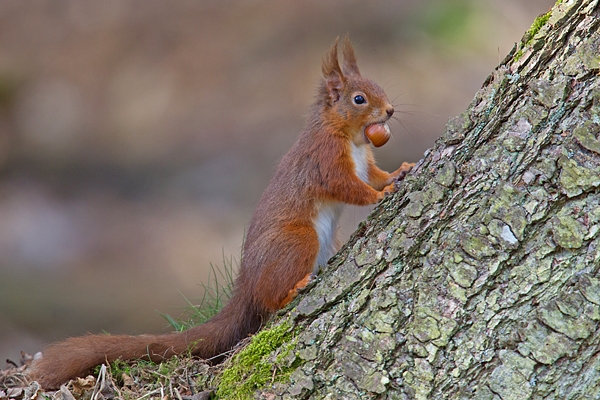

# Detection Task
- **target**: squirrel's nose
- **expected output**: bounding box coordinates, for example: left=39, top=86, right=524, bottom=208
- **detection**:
left=386, top=106, right=394, bottom=117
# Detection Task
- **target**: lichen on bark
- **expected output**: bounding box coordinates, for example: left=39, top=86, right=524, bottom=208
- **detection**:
left=216, top=0, right=600, bottom=398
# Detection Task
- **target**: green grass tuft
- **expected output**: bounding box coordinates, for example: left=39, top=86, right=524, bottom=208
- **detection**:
left=161, top=251, right=237, bottom=331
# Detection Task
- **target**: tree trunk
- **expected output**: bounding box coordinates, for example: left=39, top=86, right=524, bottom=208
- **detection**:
left=218, top=0, right=600, bottom=398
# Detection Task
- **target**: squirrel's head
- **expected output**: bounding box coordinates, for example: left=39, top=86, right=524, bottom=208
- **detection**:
left=319, top=36, right=394, bottom=147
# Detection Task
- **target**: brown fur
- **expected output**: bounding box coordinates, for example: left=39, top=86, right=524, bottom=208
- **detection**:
left=30, top=36, right=414, bottom=389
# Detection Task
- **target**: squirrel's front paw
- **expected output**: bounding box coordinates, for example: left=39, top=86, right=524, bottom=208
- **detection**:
left=392, top=162, right=415, bottom=181
left=378, top=182, right=396, bottom=200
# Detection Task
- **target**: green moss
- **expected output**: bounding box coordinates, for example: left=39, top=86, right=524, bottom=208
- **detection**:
left=527, top=11, right=551, bottom=40
left=513, top=10, right=552, bottom=62
left=216, top=321, right=300, bottom=399
left=513, top=48, right=525, bottom=62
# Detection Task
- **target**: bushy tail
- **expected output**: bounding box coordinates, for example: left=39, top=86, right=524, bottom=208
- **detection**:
left=31, top=295, right=265, bottom=389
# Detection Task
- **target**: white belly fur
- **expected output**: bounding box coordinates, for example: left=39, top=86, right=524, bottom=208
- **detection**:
left=313, top=202, right=343, bottom=272
left=312, top=143, right=371, bottom=272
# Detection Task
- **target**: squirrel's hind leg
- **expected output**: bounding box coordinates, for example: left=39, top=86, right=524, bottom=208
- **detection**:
left=279, top=272, right=316, bottom=308
left=255, top=225, right=319, bottom=311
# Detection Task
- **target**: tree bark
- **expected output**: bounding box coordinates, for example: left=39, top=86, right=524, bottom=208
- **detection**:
left=221, top=1, right=600, bottom=398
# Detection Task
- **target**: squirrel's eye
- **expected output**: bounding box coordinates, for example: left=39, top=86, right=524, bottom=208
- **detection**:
left=353, top=94, right=366, bottom=105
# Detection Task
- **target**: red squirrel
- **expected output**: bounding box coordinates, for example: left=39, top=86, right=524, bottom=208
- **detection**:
left=30, top=36, right=414, bottom=389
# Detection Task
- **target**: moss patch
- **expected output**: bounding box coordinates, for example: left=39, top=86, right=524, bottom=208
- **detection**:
left=526, top=11, right=551, bottom=41
left=216, top=321, right=300, bottom=399
left=513, top=10, right=552, bottom=62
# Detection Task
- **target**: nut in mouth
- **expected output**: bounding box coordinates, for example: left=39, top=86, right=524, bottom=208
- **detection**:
left=364, top=121, right=391, bottom=147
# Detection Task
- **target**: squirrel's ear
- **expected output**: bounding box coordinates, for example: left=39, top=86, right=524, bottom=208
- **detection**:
left=341, top=35, right=361, bottom=76
left=322, top=37, right=345, bottom=105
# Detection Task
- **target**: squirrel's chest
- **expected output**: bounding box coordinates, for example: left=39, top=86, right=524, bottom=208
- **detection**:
left=311, top=143, right=370, bottom=271
left=350, top=142, right=369, bottom=183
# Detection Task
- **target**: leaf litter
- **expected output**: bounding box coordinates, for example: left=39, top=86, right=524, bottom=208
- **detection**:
left=0, top=348, right=241, bottom=400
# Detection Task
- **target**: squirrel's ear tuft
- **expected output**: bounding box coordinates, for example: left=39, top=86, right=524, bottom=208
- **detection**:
left=322, top=37, right=345, bottom=105
left=341, top=35, right=361, bottom=77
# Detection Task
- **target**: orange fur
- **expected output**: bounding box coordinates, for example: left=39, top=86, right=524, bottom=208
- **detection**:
left=279, top=273, right=314, bottom=309
left=30, top=36, right=414, bottom=389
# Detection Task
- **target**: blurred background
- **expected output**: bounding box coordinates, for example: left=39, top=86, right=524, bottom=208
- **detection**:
left=0, top=0, right=554, bottom=363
